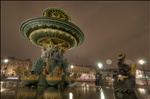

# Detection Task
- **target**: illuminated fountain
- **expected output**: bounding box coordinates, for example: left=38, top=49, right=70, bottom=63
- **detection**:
left=15, top=8, right=84, bottom=86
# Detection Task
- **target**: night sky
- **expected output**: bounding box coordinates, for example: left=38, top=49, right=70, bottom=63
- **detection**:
left=1, top=1, right=149, bottom=69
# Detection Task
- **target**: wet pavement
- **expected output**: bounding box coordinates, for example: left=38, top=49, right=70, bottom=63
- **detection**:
left=1, top=81, right=150, bottom=99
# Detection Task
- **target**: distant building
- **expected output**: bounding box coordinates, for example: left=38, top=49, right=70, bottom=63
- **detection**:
left=0, top=57, right=117, bottom=81
left=69, top=64, right=116, bottom=81
left=1, top=57, right=32, bottom=77
left=69, top=65, right=95, bottom=81
left=136, top=69, right=150, bottom=85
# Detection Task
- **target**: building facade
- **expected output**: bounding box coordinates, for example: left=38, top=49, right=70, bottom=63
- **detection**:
left=1, top=57, right=32, bottom=77
left=69, top=65, right=115, bottom=81
left=1, top=57, right=114, bottom=81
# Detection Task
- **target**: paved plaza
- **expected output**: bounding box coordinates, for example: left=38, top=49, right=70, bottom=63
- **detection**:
left=1, top=80, right=150, bottom=99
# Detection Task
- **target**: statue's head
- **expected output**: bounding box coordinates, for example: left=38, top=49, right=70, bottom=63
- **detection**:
left=118, top=54, right=126, bottom=62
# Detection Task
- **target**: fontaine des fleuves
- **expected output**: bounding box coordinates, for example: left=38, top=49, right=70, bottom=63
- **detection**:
left=15, top=8, right=84, bottom=86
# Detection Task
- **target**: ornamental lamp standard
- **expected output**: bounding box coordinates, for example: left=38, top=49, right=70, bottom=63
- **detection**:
left=138, top=59, right=148, bottom=85
left=98, top=63, right=103, bottom=69
left=97, top=62, right=103, bottom=74
left=71, top=65, right=74, bottom=72
left=138, top=59, right=150, bottom=95
left=4, top=59, right=9, bottom=63
left=3, top=59, right=9, bottom=77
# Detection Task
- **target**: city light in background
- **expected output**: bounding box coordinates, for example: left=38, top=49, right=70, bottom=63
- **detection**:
left=4, top=59, right=9, bottom=63
left=1, top=59, right=9, bottom=63
left=138, top=59, right=149, bottom=86
left=139, top=59, right=146, bottom=65
left=70, top=65, right=74, bottom=73
left=1, top=59, right=9, bottom=78
left=98, top=63, right=103, bottom=69
left=71, top=65, right=74, bottom=69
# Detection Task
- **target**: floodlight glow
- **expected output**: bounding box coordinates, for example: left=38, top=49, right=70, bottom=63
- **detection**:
left=4, top=59, right=9, bottom=63
left=98, top=63, right=103, bottom=68
left=71, top=65, right=74, bottom=69
left=139, top=60, right=145, bottom=65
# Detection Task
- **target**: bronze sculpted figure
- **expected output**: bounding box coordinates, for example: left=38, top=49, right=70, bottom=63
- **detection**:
left=113, top=54, right=137, bottom=99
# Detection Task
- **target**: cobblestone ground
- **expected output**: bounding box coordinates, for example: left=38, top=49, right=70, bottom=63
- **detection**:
left=1, top=80, right=150, bottom=99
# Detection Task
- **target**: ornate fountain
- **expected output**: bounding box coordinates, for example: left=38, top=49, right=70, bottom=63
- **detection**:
left=15, top=8, right=84, bottom=86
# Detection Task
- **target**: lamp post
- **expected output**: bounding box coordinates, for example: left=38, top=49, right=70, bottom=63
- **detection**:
left=3, top=59, right=9, bottom=78
left=95, top=62, right=103, bottom=86
left=98, top=63, right=103, bottom=74
left=139, top=60, right=148, bottom=86
left=4, top=59, right=9, bottom=63
left=71, top=65, right=74, bottom=73
left=98, top=63, right=103, bottom=69
left=139, top=59, right=150, bottom=95
left=97, top=62, right=103, bottom=74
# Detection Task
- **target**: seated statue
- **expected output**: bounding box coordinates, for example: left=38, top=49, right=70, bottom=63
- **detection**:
left=48, top=46, right=70, bottom=76
left=30, top=43, right=54, bottom=75
left=30, top=46, right=47, bottom=75
left=31, top=42, right=70, bottom=77
left=61, top=59, right=70, bottom=76
left=117, top=54, right=130, bottom=77
left=113, top=54, right=137, bottom=99
left=47, top=45, right=61, bottom=73
left=30, top=58, right=46, bottom=75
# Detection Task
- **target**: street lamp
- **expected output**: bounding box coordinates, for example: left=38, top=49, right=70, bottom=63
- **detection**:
left=97, top=62, right=103, bottom=74
left=98, top=63, right=103, bottom=69
left=138, top=59, right=150, bottom=95
left=3, top=59, right=9, bottom=78
left=95, top=62, right=103, bottom=86
left=138, top=59, right=148, bottom=85
left=71, top=65, right=74, bottom=72
left=4, top=59, right=9, bottom=63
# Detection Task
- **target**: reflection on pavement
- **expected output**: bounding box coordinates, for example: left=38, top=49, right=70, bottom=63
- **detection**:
left=0, top=81, right=148, bottom=99
left=137, top=88, right=146, bottom=95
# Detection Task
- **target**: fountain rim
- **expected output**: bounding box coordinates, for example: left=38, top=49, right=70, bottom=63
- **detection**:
left=20, top=17, right=84, bottom=38
left=20, top=17, right=84, bottom=48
